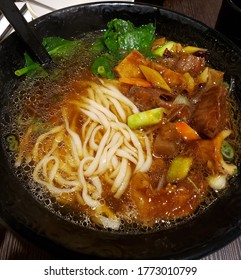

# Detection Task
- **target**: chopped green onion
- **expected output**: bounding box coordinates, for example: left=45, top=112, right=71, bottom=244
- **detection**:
left=152, top=41, right=175, bottom=57
left=127, top=107, right=166, bottom=129
left=91, top=55, right=115, bottom=79
left=6, top=135, right=19, bottom=152
left=221, top=140, right=235, bottom=162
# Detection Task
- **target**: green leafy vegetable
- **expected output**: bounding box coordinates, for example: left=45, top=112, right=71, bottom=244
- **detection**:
left=15, top=53, right=48, bottom=77
left=91, top=18, right=156, bottom=78
left=90, top=38, right=106, bottom=54
left=103, top=18, right=155, bottom=57
left=15, top=20, right=156, bottom=79
left=43, top=37, right=81, bottom=59
left=15, top=37, right=82, bottom=77
left=91, top=54, right=116, bottom=79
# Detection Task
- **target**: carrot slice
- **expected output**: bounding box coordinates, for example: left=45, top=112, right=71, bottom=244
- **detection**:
left=119, top=77, right=152, bottom=88
left=173, top=121, right=200, bottom=140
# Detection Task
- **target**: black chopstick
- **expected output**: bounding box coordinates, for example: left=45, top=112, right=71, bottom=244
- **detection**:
left=0, top=4, right=28, bottom=43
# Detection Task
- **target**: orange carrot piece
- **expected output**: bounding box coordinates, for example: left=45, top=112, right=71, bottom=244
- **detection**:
left=173, top=121, right=201, bottom=140
left=119, top=77, right=152, bottom=88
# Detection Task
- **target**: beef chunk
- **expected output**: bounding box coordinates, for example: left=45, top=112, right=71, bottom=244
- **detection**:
left=191, top=86, right=228, bottom=138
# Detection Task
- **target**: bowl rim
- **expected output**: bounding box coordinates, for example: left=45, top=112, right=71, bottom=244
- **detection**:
left=1, top=1, right=241, bottom=260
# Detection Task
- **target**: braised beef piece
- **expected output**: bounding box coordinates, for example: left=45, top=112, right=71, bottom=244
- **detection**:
left=127, top=86, right=176, bottom=111
left=191, top=86, right=228, bottom=138
left=148, top=158, right=167, bottom=189
left=153, top=122, right=182, bottom=158
left=161, top=53, right=205, bottom=76
left=167, top=104, right=192, bottom=123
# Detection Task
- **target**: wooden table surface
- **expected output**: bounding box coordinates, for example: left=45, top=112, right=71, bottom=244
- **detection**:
left=1, top=0, right=241, bottom=260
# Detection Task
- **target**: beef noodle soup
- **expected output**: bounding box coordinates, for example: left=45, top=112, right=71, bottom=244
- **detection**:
left=3, top=20, right=239, bottom=232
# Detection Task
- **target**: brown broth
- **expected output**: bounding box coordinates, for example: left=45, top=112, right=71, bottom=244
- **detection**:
left=2, top=31, right=241, bottom=233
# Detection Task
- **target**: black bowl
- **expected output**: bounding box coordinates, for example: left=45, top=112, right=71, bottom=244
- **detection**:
left=1, top=2, right=241, bottom=259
